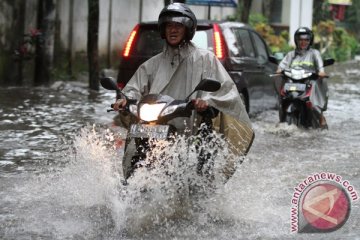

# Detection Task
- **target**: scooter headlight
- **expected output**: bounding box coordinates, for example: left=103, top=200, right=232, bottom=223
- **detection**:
left=139, top=103, right=166, bottom=122
left=284, top=71, right=292, bottom=78
left=289, top=69, right=312, bottom=80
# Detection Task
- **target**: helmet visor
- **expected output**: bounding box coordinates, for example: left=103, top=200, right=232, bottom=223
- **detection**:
left=299, top=34, right=311, bottom=40
left=161, top=15, right=193, bottom=29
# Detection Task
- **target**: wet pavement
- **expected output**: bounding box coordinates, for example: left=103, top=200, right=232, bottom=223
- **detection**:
left=0, top=61, right=359, bottom=239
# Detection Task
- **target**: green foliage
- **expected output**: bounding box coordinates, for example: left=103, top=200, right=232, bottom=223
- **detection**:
left=313, top=20, right=359, bottom=62
left=249, top=13, right=268, bottom=26
left=248, top=13, right=291, bottom=54
left=313, top=0, right=332, bottom=25
left=342, top=0, right=360, bottom=35
left=226, top=15, right=237, bottom=22
left=231, top=12, right=359, bottom=62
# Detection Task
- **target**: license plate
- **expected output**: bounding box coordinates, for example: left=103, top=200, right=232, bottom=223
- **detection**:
left=129, top=124, right=169, bottom=139
left=284, top=83, right=306, bottom=92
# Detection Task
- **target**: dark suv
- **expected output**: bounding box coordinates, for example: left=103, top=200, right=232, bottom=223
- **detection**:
left=117, top=20, right=278, bottom=113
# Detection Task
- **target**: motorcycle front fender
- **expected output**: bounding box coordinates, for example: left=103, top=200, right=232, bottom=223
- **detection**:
left=286, top=103, right=295, bottom=113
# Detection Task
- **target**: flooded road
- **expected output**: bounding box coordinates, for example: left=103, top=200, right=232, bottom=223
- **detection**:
left=1, top=62, right=359, bottom=239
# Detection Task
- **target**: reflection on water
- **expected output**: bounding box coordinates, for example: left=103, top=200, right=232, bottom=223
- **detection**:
left=1, top=61, right=360, bottom=239
left=0, top=82, right=116, bottom=173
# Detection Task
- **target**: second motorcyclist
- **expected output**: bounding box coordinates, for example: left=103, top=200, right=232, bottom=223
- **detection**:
left=276, top=27, right=328, bottom=129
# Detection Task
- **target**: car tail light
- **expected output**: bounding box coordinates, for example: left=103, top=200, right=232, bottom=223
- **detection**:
left=213, top=23, right=226, bottom=60
left=122, top=24, right=139, bottom=57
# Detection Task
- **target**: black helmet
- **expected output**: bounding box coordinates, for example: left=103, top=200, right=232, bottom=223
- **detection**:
left=158, top=3, right=197, bottom=41
left=294, top=27, right=314, bottom=50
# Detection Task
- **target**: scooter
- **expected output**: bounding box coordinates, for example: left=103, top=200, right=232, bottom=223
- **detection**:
left=276, top=58, right=334, bottom=128
left=100, top=77, right=221, bottom=181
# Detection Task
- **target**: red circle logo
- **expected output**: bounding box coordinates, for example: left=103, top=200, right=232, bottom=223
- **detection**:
left=301, top=183, right=350, bottom=231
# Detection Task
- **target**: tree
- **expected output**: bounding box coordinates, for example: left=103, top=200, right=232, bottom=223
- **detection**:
left=0, top=0, right=26, bottom=86
left=68, top=0, right=74, bottom=77
left=34, top=0, right=56, bottom=85
left=343, top=0, right=360, bottom=40
left=240, top=0, right=252, bottom=23
left=261, top=0, right=274, bottom=22
left=88, top=0, right=99, bottom=91
left=313, top=0, right=331, bottom=25
left=233, top=0, right=252, bottom=23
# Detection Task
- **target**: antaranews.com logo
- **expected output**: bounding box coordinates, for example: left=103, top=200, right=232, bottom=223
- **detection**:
left=290, top=172, right=358, bottom=233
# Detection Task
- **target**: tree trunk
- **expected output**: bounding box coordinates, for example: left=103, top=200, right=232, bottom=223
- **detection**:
left=88, top=0, right=99, bottom=91
left=53, top=0, right=62, bottom=73
left=262, top=0, right=274, bottom=21
left=68, top=0, right=74, bottom=77
left=34, top=0, right=56, bottom=85
left=240, top=0, right=252, bottom=23
left=0, top=0, right=26, bottom=86
left=107, top=0, right=113, bottom=68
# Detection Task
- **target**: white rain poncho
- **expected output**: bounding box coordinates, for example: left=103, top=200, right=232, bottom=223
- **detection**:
left=122, top=42, right=254, bottom=156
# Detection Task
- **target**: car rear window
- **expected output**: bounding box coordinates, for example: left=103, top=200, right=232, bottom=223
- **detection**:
left=134, top=28, right=164, bottom=57
left=232, top=28, right=256, bottom=58
left=251, top=31, right=269, bottom=63
left=132, top=26, right=213, bottom=57
left=192, top=30, right=211, bottom=50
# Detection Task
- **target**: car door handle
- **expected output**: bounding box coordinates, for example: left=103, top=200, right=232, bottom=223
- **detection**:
left=257, top=65, right=265, bottom=69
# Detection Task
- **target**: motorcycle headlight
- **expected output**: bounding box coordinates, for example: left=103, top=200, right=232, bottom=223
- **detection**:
left=291, top=69, right=304, bottom=80
left=284, top=71, right=292, bottom=78
left=289, top=69, right=313, bottom=80
left=139, top=103, right=166, bottom=122
left=160, top=105, right=178, bottom=117
left=303, top=72, right=312, bottom=78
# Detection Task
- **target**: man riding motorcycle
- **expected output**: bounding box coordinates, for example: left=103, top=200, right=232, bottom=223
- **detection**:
left=276, top=27, right=328, bottom=129
left=113, top=3, right=254, bottom=178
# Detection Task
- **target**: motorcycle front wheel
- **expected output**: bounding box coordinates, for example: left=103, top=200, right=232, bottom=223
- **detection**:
left=122, top=138, right=148, bottom=179
left=285, top=113, right=299, bottom=126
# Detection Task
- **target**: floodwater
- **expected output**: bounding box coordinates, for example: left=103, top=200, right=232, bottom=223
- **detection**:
left=1, top=62, right=359, bottom=239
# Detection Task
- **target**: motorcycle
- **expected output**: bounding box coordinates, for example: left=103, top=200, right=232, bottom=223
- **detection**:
left=275, top=58, right=334, bottom=128
left=100, top=77, right=221, bottom=181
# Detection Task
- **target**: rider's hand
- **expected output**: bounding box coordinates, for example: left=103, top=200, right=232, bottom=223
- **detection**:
left=113, top=98, right=127, bottom=111
left=192, top=98, right=208, bottom=112
left=318, top=71, right=327, bottom=78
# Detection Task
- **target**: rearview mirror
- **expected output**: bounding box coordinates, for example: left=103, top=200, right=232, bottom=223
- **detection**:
left=324, top=58, right=335, bottom=67
left=269, top=55, right=279, bottom=64
left=100, top=77, right=118, bottom=91
left=194, top=78, right=221, bottom=92
left=273, top=52, right=285, bottom=62
left=100, top=77, right=125, bottom=100
left=186, top=78, right=221, bottom=100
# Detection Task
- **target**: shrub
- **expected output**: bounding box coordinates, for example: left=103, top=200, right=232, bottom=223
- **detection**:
left=313, top=20, right=359, bottom=61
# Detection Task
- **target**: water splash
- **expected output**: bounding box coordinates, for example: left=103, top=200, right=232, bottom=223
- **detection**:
left=109, top=128, right=244, bottom=237
left=2, top=124, right=248, bottom=239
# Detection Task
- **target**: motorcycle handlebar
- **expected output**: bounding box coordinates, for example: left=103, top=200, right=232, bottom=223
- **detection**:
left=187, top=100, right=195, bottom=110
left=108, top=98, right=138, bottom=113
left=270, top=71, right=329, bottom=80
